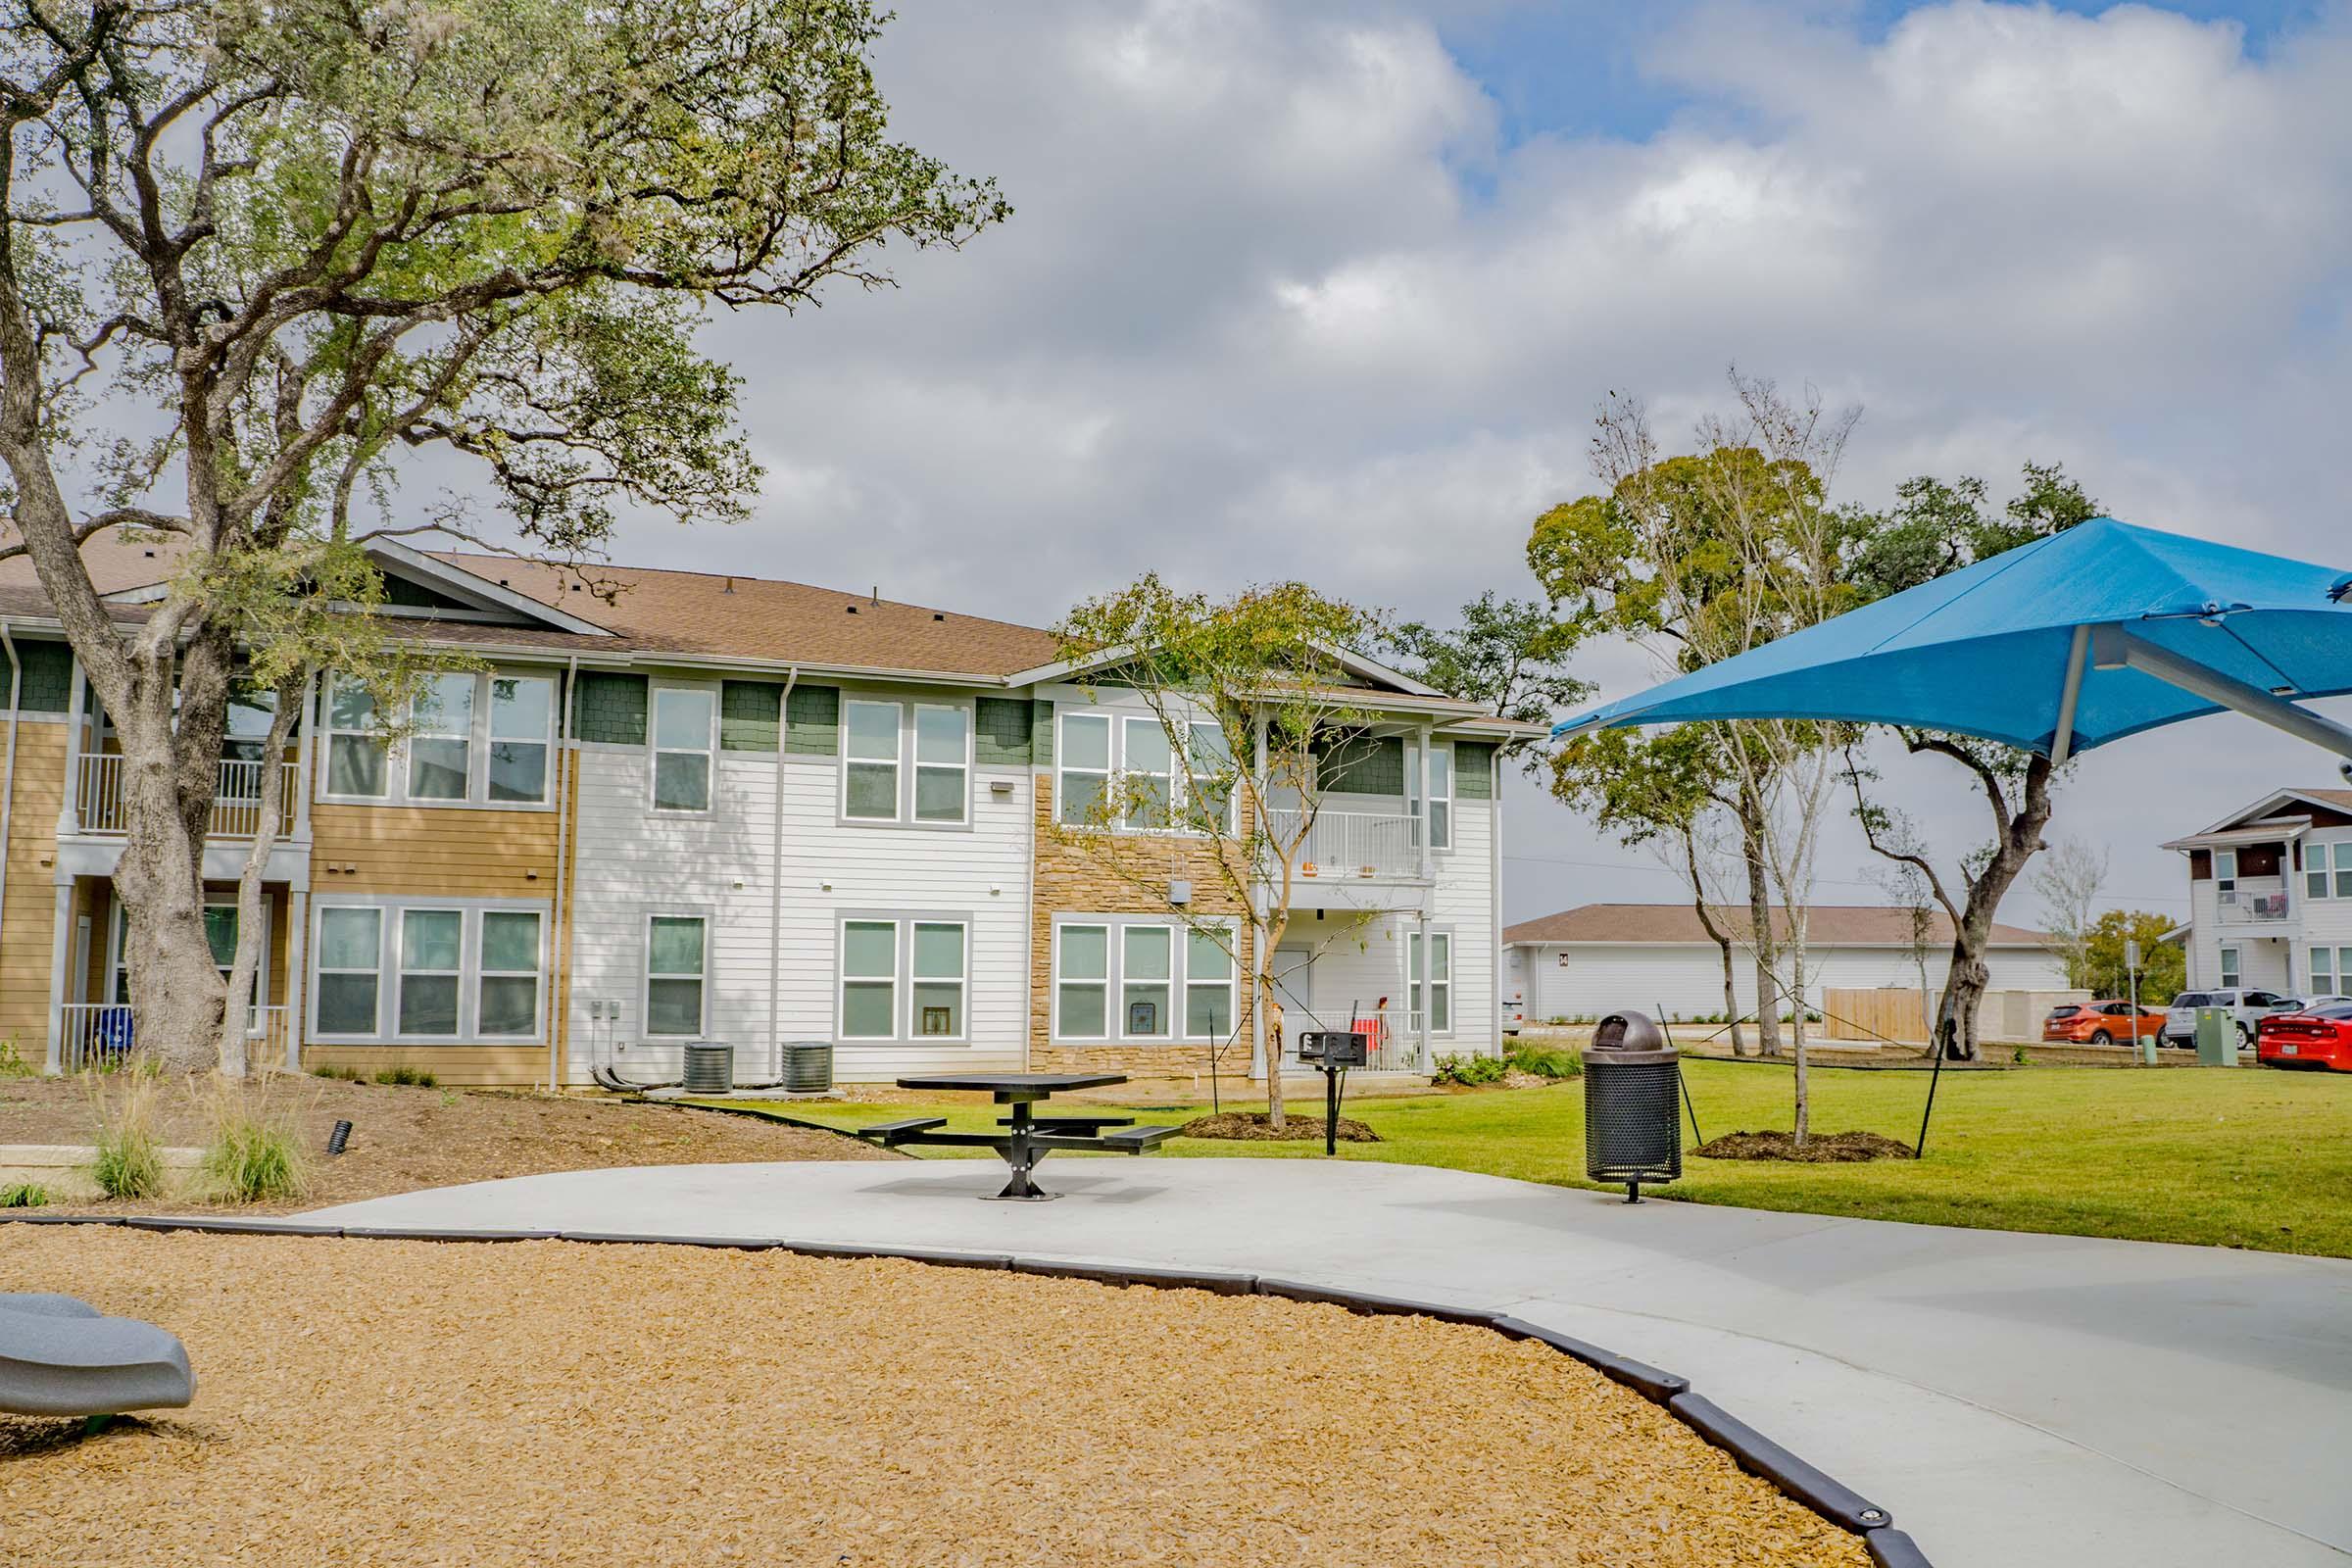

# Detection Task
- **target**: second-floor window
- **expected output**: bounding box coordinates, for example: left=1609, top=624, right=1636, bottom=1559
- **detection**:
left=2307, top=841, right=2351, bottom=901
left=842, top=700, right=969, bottom=825
left=1407, top=742, right=1452, bottom=851
left=322, top=670, right=556, bottom=808
left=1055, top=710, right=1230, bottom=833
left=651, top=687, right=716, bottom=813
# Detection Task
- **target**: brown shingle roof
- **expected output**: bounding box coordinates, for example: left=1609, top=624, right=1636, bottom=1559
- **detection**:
left=431, top=554, right=1058, bottom=677
left=1504, top=903, right=2051, bottom=948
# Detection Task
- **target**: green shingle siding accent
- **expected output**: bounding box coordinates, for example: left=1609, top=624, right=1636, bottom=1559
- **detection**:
left=1320, top=734, right=1403, bottom=796
left=572, top=671, right=647, bottom=745
left=720, top=680, right=784, bottom=753
left=379, top=572, right=477, bottom=611
left=975, top=697, right=1032, bottom=764
left=786, top=684, right=839, bottom=756
left=1031, top=702, right=1054, bottom=768
left=1455, top=741, right=1497, bottom=800
left=13, top=641, right=73, bottom=712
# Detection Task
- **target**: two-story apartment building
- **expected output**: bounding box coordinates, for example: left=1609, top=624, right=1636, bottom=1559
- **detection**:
left=0, top=534, right=1533, bottom=1087
left=2162, top=788, right=2352, bottom=996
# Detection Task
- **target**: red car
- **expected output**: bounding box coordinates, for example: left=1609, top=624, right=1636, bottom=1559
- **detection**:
left=2041, top=1001, right=2164, bottom=1045
left=2255, top=1004, right=2352, bottom=1071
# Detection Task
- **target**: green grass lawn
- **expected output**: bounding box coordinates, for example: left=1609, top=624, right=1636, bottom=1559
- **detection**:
left=722, top=1059, right=2352, bottom=1258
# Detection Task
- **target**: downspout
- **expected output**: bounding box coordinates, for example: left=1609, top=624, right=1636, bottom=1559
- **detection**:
left=1019, top=688, right=1039, bottom=1072
left=1489, top=744, right=1502, bottom=1058
left=0, top=619, right=21, bottom=1001
left=549, top=656, right=579, bottom=1094
left=769, top=665, right=797, bottom=1081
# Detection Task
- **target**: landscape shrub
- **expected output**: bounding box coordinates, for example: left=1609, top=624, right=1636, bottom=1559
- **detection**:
left=199, top=1078, right=315, bottom=1203
left=0, top=1037, right=33, bottom=1079
left=87, top=1075, right=165, bottom=1200
left=373, top=1064, right=437, bottom=1088
left=1504, top=1045, right=1582, bottom=1079
left=0, top=1181, right=50, bottom=1208
left=1432, top=1054, right=1508, bottom=1086
left=313, top=1064, right=365, bottom=1082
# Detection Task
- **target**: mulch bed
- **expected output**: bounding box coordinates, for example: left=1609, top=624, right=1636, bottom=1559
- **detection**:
left=0, top=1229, right=1869, bottom=1567
left=0, top=1072, right=884, bottom=1214
left=1180, top=1111, right=1382, bottom=1143
left=1693, top=1129, right=1919, bottom=1162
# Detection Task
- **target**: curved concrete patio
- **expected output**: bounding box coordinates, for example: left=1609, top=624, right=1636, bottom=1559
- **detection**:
left=312, top=1158, right=2352, bottom=1568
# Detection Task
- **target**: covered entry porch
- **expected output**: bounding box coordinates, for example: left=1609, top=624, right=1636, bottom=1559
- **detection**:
left=1268, top=900, right=1453, bottom=1073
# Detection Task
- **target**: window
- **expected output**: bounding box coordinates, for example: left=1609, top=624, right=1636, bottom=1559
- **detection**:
left=652, top=687, right=715, bottom=812
left=407, top=674, right=474, bottom=801
left=487, top=676, right=554, bottom=804
left=912, top=707, right=969, bottom=823
left=2310, top=841, right=2352, bottom=901
left=324, top=677, right=388, bottom=798
left=1122, top=717, right=1174, bottom=830
left=315, top=907, right=383, bottom=1035
left=1409, top=931, right=1452, bottom=1034
left=1122, top=925, right=1171, bottom=1036
left=645, top=915, right=708, bottom=1037
left=1186, top=926, right=1236, bottom=1040
left=397, top=909, right=463, bottom=1036
left=2308, top=947, right=2352, bottom=996
left=2214, top=848, right=2238, bottom=899
left=1186, top=721, right=1235, bottom=833
left=477, top=911, right=542, bottom=1036
left=1057, top=713, right=1110, bottom=826
left=843, top=700, right=901, bottom=820
left=1409, top=742, right=1452, bottom=851
left=221, top=683, right=277, bottom=767
left=111, top=905, right=261, bottom=1011
left=840, top=919, right=898, bottom=1038
left=911, top=922, right=966, bottom=1037
left=2219, top=946, right=2241, bottom=990
left=1056, top=923, right=1108, bottom=1038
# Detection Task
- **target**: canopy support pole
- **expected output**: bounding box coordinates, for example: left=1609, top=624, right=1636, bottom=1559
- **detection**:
left=2094, top=625, right=2352, bottom=763
left=2050, top=624, right=2090, bottom=765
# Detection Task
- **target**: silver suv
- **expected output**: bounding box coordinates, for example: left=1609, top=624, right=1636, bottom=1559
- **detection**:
left=2163, top=988, right=2296, bottom=1048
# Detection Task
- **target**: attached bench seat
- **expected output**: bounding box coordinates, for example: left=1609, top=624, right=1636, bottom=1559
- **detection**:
left=854, top=1116, right=949, bottom=1148
left=1099, top=1125, right=1181, bottom=1153
left=1000, top=1113, right=1133, bottom=1132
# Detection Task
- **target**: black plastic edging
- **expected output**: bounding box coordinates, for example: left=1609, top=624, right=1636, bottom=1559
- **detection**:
left=1670, top=1393, right=1893, bottom=1534
left=4, top=1212, right=1922, bottom=1561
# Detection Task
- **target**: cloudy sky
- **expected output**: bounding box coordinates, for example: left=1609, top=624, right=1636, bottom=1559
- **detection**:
left=555, top=0, right=2352, bottom=928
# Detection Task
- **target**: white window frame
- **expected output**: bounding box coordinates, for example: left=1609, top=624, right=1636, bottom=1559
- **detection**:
left=1055, top=711, right=1112, bottom=829
left=311, top=905, right=385, bottom=1040
left=649, top=684, right=719, bottom=816
left=318, top=668, right=561, bottom=810
left=910, top=703, right=971, bottom=825
left=1183, top=719, right=1237, bottom=837
left=838, top=916, right=901, bottom=1040
left=2310, top=945, right=2335, bottom=994
left=109, top=903, right=270, bottom=1028
left=405, top=673, right=476, bottom=803
left=643, top=911, right=711, bottom=1039
left=2307, top=842, right=2333, bottom=902
left=476, top=909, right=545, bottom=1038
left=1120, top=922, right=1174, bottom=1039
left=1409, top=740, right=1453, bottom=853
left=1408, top=929, right=1454, bottom=1037
left=841, top=698, right=905, bottom=823
left=1054, top=920, right=1110, bottom=1041
left=908, top=919, right=969, bottom=1041
left=485, top=673, right=557, bottom=806
left=1182, top=921, right=1239, bottom=1043
left=2219, top=945, right=2241, bottom=991
left=1121, top=715, right=1175, bottom=832
left=394, top=906, right=466, bottom=1040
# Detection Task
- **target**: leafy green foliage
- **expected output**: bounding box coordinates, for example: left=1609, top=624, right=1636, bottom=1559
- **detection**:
left=373, top=1065, right=438, bottom=1088
left=0, top=1182, right=51, bottom=1208
left=1433, top=1054, right=1508, bottom=1086
left=0, top=1037, right=34, bottom=1079
left=1385, top=592, right=1589, bottom=746
left=312, top=1064, right=366, bottom=1082
left=2083, top=911, right=2187, bottom=1005
left=1505, top=1045, right=1583, bottom=1078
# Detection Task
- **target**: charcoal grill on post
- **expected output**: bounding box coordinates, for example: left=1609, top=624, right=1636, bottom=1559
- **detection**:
left=1295, top=1027, right=1368, bottom=1156
left=1584, top=1010, right=1682, bottom=1202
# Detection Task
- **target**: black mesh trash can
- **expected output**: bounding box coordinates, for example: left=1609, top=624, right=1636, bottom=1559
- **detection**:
left=682, top=1041, right=734, bottom=1095
left=1584, top=1011, right=1681, bottom=1201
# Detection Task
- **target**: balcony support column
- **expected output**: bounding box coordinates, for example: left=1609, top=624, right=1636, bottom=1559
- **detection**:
left=292, top=667, right=316, bottom=842
left=58, top=661, right=85, bottom=837
left=43, top=879, right=72, bottom=1073
left=285, top=888, right=307, bottom=1072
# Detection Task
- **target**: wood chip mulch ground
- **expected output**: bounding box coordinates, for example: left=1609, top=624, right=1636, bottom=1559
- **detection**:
left=0, top=1229, right=1870, bottom=1567
left=0, top=1074, right=885, bottom=1214
left=1180, top=1111, right=1382, bottom=1142
left=1694, top=1129, right=1919, bottom=1162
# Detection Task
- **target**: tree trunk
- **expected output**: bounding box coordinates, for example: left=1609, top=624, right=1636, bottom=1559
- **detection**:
left=1716, top=939, right=1743, bottom=1054
left=1681, top=829, right=1744, bottom=1055
left=111, top=698, right=228, bottom=1076
left=1788, top=943, right=1811, bottom=1145
left=1737, top=782, right=1782, bottom=1057
left=1934, top=755, right=2057, bottom=1060
left=217, top=673, right=302, bottom=1075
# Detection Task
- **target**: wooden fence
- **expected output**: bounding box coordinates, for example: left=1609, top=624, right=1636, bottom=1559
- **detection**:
left=1823, top=987, right=2093, bottom=1045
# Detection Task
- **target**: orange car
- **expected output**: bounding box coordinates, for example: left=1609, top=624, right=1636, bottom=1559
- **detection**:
left=2042, top=1001, right=2164, bottom=1044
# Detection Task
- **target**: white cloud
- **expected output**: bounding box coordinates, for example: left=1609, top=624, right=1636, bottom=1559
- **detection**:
left=534, top=0, right=2352, bottom=924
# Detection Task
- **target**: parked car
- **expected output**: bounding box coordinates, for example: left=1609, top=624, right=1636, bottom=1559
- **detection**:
left=2255, top=997, right=2352, bottom=1039
left=2162, top=989, right=2297, bottom=1049
left=2042, top=1000, right=2164, bottom=1045
left=2255, top=1003, right=2352, bottom=1071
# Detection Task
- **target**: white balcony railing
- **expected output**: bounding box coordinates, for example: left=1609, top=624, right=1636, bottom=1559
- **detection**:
left=2217, top=879, right=2293, bottom=926
left=75, top=756, right=298, bottom=839
left=59, top=1003, right=289, bottom=1073
left=1268, top=808, right=1425, bottom=881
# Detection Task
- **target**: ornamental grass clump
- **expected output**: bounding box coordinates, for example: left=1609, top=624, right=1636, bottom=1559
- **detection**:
left=372, top=1064, right=436, bottom=1088
left=200, top=1080, right=314, bottom=1204
left=87, top=1074, right=165, bottom=1200
left=0, top=1181, right=50, bottom=1208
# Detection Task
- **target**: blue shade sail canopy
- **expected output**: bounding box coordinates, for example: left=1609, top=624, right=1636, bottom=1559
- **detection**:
left=1553, top=518, right=2352, bottom=764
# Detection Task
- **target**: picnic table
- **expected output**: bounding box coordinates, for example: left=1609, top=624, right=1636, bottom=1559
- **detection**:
left=854, top=1072, right=1180, bottom=1200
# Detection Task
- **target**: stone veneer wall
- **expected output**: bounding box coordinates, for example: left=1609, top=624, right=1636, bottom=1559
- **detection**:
left=1027, top=771, right=1256, bottom=1073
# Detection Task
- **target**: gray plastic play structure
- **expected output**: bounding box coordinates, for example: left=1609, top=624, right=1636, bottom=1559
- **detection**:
left=0, top=1292, right=195, bottom=1418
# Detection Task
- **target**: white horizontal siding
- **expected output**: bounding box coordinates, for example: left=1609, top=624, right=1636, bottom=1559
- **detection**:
left=1512, top=939, right=2070, bottom=1023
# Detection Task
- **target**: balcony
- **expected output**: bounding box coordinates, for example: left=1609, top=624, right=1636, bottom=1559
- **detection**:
left=74, top=756, right=300, bottom=839
left=1267, top=808, right=1426, bottom=882
left=2217, top=878, right=2295, bottom=928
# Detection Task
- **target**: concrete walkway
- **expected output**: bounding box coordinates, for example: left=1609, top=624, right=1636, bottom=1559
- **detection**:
left=312, top=1159, right=2352, bottom=1568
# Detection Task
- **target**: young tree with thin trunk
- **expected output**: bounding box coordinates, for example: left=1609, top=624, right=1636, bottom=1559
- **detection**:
left=1053, top=576, right=1390, bottom=1133
left=2033, top=837, right=2110, bottom=991
left=0, top=0, right=1004, bottom=1071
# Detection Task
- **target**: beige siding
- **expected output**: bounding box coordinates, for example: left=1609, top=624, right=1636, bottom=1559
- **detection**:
left=0, top=722, right=68, bottom=1049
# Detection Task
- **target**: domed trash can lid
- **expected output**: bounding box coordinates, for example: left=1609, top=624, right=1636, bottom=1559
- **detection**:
left=1590, top=1010, right=1676, bottom=1061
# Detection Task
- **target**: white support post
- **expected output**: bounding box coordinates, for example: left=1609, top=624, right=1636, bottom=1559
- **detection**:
left=58, top=662, right=85, bottom=837
left=2094, top=624, right=2352, bottom=762
left=1415, top=906, right=1433, bottom=1074
left=44, top=879, right=72, bottom=1073
left=284, top=888, right=308, bottom=1072
left=1415, top=723, right=1434, bottom=880
left=292, top=668, right=317, bottom=841
left=1250, top=705, right=1270, bottom=1082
